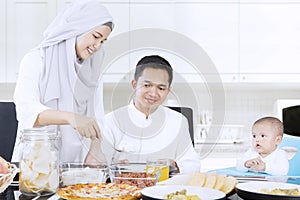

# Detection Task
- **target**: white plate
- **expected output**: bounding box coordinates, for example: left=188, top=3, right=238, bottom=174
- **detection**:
left=236, top=181, right=300, bottom=200
left=157, top=174, right=191, bottom=185
left=141, top=185, right=226, bottom=200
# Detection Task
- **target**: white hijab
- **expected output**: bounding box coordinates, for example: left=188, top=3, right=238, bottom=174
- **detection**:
left=37, top=0, right=113, bottom=162
left=39, top=0, right=113, bottom=117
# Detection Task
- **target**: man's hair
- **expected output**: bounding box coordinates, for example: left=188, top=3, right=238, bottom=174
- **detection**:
left=253, top=116, right=284, bottom=136
left=134, top=55, right=173, bottom=86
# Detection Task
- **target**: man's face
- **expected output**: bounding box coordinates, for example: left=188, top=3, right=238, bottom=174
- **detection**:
left=132, top=67, right=170, bottom=115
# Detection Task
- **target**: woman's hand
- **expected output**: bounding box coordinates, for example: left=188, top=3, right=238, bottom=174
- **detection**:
left=69, top=113, right=101, bottom=139
left=85, top=139, right=107, bottom=166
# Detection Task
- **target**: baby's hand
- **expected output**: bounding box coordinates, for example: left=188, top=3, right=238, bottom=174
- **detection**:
left=245, top=157, right=259, bottom=168
left=245, top=157, right=265, bottom=172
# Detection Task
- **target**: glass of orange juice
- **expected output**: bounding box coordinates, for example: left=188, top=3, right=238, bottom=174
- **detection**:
left=146, top=159, right=170, bottom=182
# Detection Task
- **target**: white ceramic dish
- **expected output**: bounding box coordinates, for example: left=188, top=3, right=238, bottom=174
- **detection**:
left=141, top=185, right=226, bottom=200
left=236, top=181, right=300, bottom=200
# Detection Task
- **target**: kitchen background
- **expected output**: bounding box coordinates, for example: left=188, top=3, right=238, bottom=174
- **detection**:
left=1, top=0, right=300, bottom=171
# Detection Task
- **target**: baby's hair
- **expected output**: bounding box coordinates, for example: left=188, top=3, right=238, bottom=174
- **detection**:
left=253, top=116, right=284, bottom=136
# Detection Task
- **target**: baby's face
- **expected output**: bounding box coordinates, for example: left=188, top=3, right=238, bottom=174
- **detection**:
left=251, top=122, right=282, bottom=157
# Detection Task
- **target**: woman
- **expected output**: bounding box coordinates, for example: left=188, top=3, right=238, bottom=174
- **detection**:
left=12, top=0, right=113, bottom=163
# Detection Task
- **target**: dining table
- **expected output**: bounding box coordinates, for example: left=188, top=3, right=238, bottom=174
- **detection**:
left=1, top=165, right=300, bottom=200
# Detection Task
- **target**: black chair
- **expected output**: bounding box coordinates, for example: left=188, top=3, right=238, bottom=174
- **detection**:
left=278, top=105, right=300, bottom=175
left=282, top=105, right=300, bottom=137
left=0, top=102, right=18, bottom=161
left=167, top=106, right=194, bottom=146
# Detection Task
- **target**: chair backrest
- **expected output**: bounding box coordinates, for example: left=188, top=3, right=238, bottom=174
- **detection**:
left=280, top=105, right=300, bottom=176
left=283, top=105, right=300, bottom=137
left=0, top=102, right=18, bottom=161
left=278, top=135, right=300, bottom=176
left=166, top=106, right=194, bottom=146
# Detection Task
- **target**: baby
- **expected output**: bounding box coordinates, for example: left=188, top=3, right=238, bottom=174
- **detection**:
left=236, top=116, right=289, bottom=175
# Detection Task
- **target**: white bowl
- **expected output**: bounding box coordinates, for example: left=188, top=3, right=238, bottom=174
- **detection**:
left=60, top=163, right=108, bottom=186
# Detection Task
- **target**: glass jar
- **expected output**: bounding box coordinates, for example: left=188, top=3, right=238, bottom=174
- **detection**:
left=19, top=128, right=59, bottom=196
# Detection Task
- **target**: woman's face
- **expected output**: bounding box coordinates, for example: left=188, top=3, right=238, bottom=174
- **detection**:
left=132, top=67, right=170, bottom=115
left=75, top=25, right=111, bottom=60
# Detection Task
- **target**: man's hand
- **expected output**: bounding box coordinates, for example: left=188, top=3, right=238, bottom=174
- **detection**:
left=170, top=160, right=180, bottom=173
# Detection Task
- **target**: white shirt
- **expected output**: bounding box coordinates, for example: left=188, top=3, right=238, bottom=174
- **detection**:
left=236, top=148, right=289, bottom=175
left=102, top=101, right=201, bottom=173
left=12, top=49, right=105, bottom=162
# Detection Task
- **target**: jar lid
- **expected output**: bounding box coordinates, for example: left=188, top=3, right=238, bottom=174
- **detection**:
left=21, top=128, right=57, bottom=141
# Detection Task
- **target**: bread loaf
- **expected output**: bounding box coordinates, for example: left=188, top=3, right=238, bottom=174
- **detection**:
left=187, top=172, right=237, bottom=195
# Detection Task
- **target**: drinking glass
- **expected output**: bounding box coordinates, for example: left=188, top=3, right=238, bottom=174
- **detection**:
left=146, top=159, right=170, bottom=182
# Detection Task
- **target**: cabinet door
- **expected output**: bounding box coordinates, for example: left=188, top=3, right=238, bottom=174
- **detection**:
left=130, top=3, right=239, bottom=82
left=6, top=0, right=56, bottom=82
left=57, top=0, right=73, bottom=13
left=130, top=3, right=204, bottom=82
left=101, top=3, right=130, bottom=83
left=240, top=3, right=300, bottom=82
left=0, top=0, right=5, bottom=82
left=103, top=3, right=130, bottom=38
left=130, top=3, right=175, bottom=31
left=174, top=3, right=239, bottom=82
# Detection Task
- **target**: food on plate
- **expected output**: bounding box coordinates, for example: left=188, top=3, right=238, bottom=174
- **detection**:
left=203, top=174, right=216, bottom=188
left=0, top=156, right=9, bottom=174
left=57, top=183, right=142, bottom=200
left=260, top=188, right=299, bottom=196
left=187, top=173, right=205, bottom=186
left=0, top=157, right=18, bottom=193
left=0, top=156, right=10, bottom=186
left=164, top=189, right=201, bottom=200
left=219, top=176, right=238, bottom=194
left=213, top=174, right=226, bottom=190
left=112, top=172, right=157, bottom=188
left=187, top=173, right=237, bottom=194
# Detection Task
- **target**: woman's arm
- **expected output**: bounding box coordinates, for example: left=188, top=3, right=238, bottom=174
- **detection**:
left=35, top=109, right=101, bottom=139
left=14, top=51, right=101, bottom=139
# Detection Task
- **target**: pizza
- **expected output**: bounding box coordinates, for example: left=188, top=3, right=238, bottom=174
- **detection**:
left=57, top=183, right=142, bottom=200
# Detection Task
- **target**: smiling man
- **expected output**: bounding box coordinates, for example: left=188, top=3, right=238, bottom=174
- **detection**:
left=100, top=55, right=201, bottom=173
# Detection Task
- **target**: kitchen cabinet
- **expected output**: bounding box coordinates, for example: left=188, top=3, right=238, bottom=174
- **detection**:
left=127, top=2, right=239, bottom=83
left=6, top=0, right=56, bottom=82
left=100, top=2, right=131, bottom=83
left=102, top=3, right=130, bottom=37
left=173, top=3, right=239, bottom=83
left=57, top=1, right=73, bottom=13
left=0, top=1, right=5, bottom=82
left=130, top=3, right=175, bottom=31
left=239, top=3, right=300, bottom=82
left=3, top=0, right=300, bottom=83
